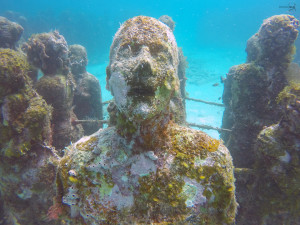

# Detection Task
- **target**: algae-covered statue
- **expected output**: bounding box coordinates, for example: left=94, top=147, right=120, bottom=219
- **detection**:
left=57, top=16, right=236, bottom=224
left=221, top=14, right=299, bottom=225
left=0, top=16, right=23, bottom=49
left=0, top=48, right=57, bottom=224
left=222, top=15, right=299, bottom=168
left=69, top=44, right=103, bottom=135
left=23, top=31, right=84, bottom=152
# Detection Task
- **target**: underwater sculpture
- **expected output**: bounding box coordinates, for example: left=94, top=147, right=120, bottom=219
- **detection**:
left=24, top=30, right=69, bottom=75
left=69, top=44, right=103, bottom=135
left=0, top=16, right=23, bottom=49
left=0, top=48, right=56, bottom=224
left=159, top=15, right=188, bottom=123
left=57, top=16, right=236, bottom=224
left=251, top=83, right=300, bottom=224
left=234, top=83, right=300, bottom=225
left=107, top=15, right=186, bottom=127
left=222, top=14, right=299, bottom=168
left=23, top=31, right=83, bottom=152
left=3, top=11, right=29, bottom=41
left=158, top=15, right=175, bottom=32
left=221, top=14, right=300, bottom=225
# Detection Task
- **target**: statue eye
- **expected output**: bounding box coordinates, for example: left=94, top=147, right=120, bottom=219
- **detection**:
left=149, top=45, right=163, bottom=56
left=130, top=44, right=141, bottom=55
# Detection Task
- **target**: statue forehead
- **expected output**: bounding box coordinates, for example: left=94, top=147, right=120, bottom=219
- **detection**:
left=110, top=16, right=178, bottom=61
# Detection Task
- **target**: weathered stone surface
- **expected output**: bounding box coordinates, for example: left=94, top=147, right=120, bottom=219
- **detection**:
left=235, top=83, right=300, bottom=224
left=69, top=44, right=103, bottom=135
left=0, top=48, right=57, bottom=225
left=23, top=32, right=84, bottom=151
left=159, top=15, right=175, bottom=32
left=221, top=15, right=300, bottom=225
left=57, top=16, right=236, bottom=224
left=0, top=16, right=23, bottom=49
left=23, top=31, right=69, bottom=75
left=222, top=15, right=299, bottom=168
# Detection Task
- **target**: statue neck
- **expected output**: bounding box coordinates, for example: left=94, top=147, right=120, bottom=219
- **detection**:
left=116, top=109, right=171, bottom=150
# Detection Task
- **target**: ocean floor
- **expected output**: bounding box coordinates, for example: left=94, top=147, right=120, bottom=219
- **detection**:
left=87, top=47, right=246, bottom=139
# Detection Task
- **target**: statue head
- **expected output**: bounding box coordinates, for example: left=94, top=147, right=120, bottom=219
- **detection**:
left=106, top=16, right=180, bottom=122
left=69, top=44, right=88, bottom=77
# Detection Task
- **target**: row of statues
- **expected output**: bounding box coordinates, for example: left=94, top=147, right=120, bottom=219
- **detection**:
left=0, top=13, right=299, bottom=225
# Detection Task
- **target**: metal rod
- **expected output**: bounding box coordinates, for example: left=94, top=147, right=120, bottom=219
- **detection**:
left=185, top=97, right=224, bottom=107
left=102, top=100, right=113, bottom=105
left=73, top=119, right=108, bottom=124
left=188, top=122, right=231, bottom=133
left=103, top=98, right=224, bottom=107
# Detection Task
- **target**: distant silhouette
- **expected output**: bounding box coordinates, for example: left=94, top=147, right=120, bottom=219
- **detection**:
left=279, top=2, right=296, bottom=12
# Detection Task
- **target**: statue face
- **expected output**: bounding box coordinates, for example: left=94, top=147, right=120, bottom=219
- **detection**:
left=107, top=16, right=179, bottom=122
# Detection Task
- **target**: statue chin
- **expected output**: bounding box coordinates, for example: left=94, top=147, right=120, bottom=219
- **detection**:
left=125, top=101, right=157, bottom=122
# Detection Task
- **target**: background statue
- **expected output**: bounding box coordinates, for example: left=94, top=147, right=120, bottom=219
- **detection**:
left=69, top=44, right=103, bottom=135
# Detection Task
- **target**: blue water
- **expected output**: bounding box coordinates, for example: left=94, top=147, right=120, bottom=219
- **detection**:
left=1, top=0, right=299, bottom=138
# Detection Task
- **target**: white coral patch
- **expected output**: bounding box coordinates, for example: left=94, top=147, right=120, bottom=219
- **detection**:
left=194, top=156, right=215, bottom=167
left=182, top=177, right=206, bottom=207
left=108, top=185, right=134, bottom=210
left=132, top=102, right=152, bottom=119
left=109, top=71, right=129, bottom=110
left=279, top=151, right=291, bottom=163
left=130, top=153, right=157, bottom=176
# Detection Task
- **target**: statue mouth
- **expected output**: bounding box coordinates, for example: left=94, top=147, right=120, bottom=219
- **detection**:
left=128, top=85, right=155, bottom=97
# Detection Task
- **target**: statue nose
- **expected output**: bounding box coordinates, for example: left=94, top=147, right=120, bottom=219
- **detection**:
left=133, top=47, right=153, bottom=81
left=133, top=60, right=153, bottom=82
left=139, top=46, right=151, bottom=56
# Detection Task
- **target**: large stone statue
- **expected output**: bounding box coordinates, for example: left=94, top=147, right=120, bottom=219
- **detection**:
left=23, top=31, right=84, bottom=152
left=0, top=16, right=23, bottom=49
left=221, top=15, right=300, bottom=225
left=222, top=15, right=299, bottom=168
left=57, top=16, right=236, bottom=224
left=0, top=48, right=56, bottom=225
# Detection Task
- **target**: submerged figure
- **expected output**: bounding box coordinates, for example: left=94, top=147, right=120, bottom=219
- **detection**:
left=221, top=14, right=299, bottom=225
left=159, top=14, right=187, bottom=124
left=57, top=16, right=236, bottom=224
left=69, top=44, right=103, bottom=135
left=23, top=31, right=83, bottom=152
left=0, top=16, right=23, bottom=49
left=252, top=83, right=300, bottom=224
left=0, top=48, right=56, bottom=225
left=107, top=15, right=186, bottom=127
left=222, top=14, right=299, bottom=168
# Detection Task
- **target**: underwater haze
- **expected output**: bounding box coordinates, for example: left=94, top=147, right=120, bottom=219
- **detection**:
left=2, top=0, right=299, bottom=62
left=3, top=0, right=298, bottom=139
left=1, top=1, right=300, bottom=224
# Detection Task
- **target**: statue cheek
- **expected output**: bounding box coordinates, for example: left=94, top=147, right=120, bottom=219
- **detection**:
left=109, top=72, right=130, bottom=111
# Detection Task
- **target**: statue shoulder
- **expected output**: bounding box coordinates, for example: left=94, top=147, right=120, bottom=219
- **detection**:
left=167, top=123, right=223, bottom=156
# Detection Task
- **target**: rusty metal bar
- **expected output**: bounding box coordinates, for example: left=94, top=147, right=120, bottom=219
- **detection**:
left=185, top=97, right=224, bottom=107
left=188, top=122, right=231, bottom=133
left=102, top=100, right=113, bottom=105
left=73, top=119, right=108, bottom=125
left=103, top=98, right=224, bottom=107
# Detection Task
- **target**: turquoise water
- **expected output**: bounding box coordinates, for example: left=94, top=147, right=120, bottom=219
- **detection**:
left=1, top=0, right=299, bottom=139
left=2, top=0, right=299, bottom=62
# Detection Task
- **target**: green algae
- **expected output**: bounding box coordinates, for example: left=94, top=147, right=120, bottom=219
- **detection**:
left=0, top=48, right=30, bottom=97
left=134, top=170, right=187, bottom=222
left=276, top=82, right=300, bottom=104
left=76, top=136, right=99, bottom=151
left=0, top=48, right=52, bottom=158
